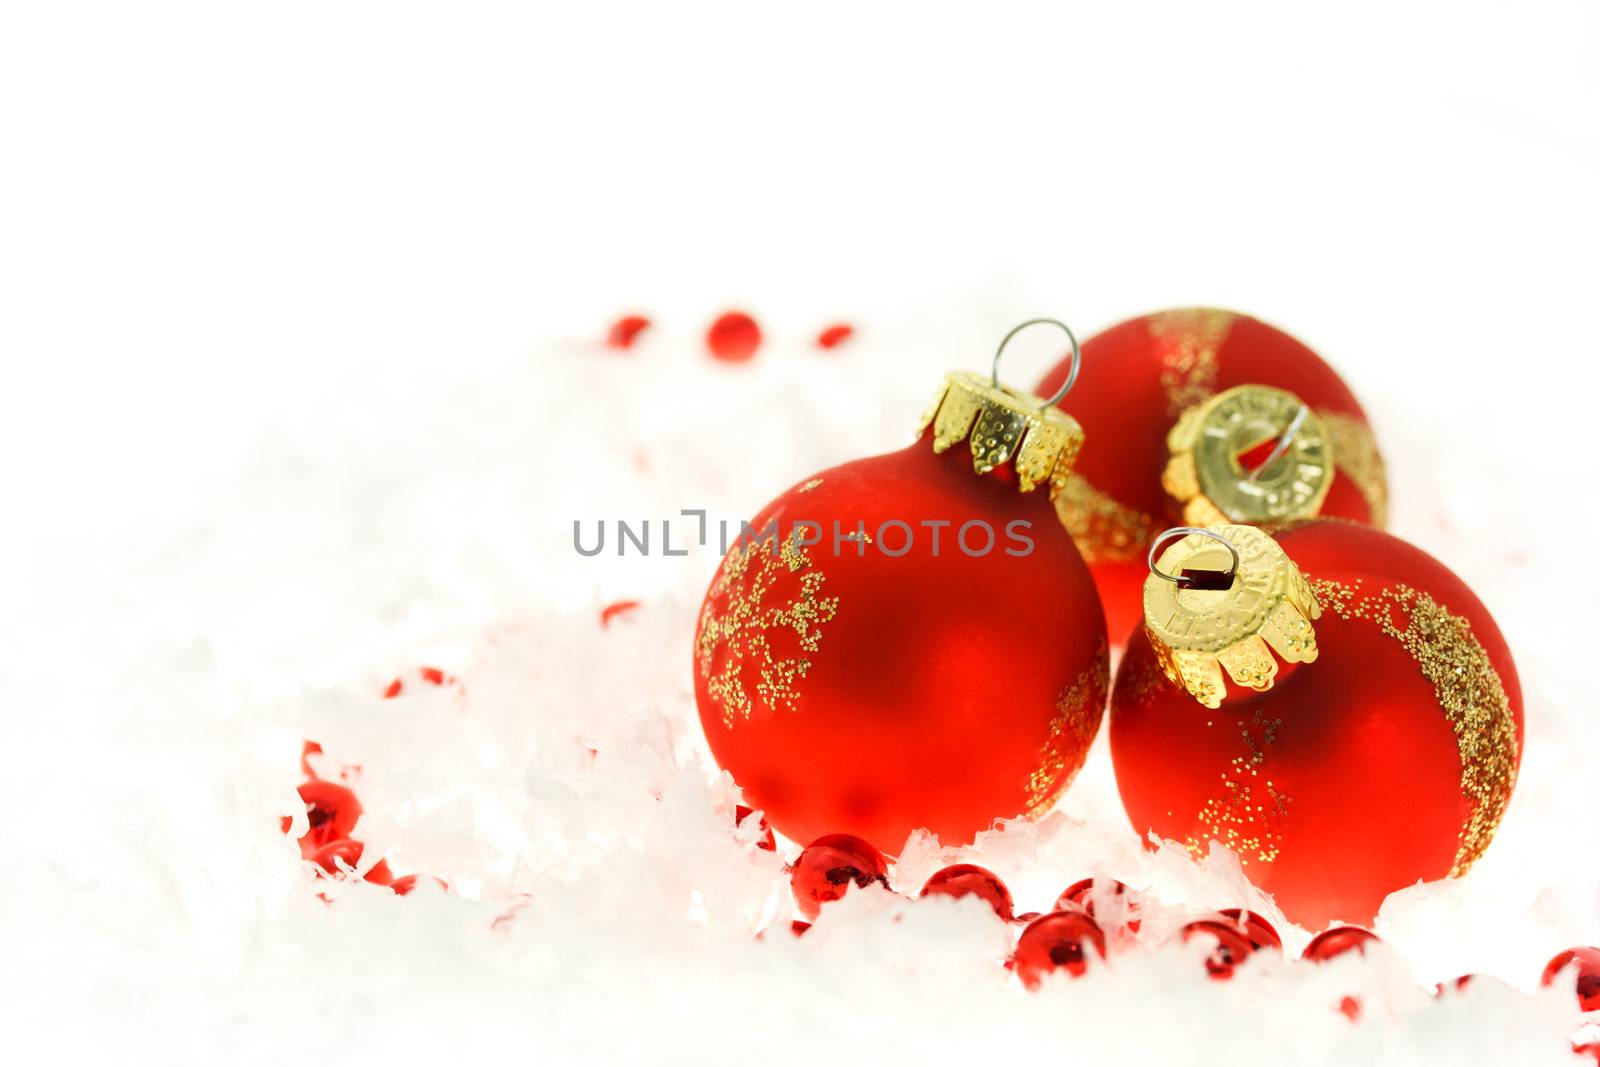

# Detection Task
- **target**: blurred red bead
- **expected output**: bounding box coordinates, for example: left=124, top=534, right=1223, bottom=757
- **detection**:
left=1013, top=911, right=1107, bottom=989
left=1182, top=920, right=1257, bottom=980
left=1338, top=995, right=1361, bottom=1022
left=790, top=833, right=889, bottom=919
left=816, top=323, right=854, bottom=350
left=308, top=839, right=392, bottom=886
left=790, top=921, right=812, bottom=938
left=707, top=311, right=762, bottom=362
left=283, top=779, right=363, bottom=854
left=735, top=804, right=777, bottom=851
left=391, top=874, right=447, bottom=897
left=383, top=666, right=455, bottom=699
left=919, top=864, right=1014, bottom=922
left=1218, top=908, right=1283, bottom=951
left=1541, top=947, right=1600, bottom=1011
left=1573, top=1041, right=1600, bottom=1064
left=600, top=600, right=642, bottom=628
left=1303, top=926, right=1380, bottom=963
left=1055, top=876, right=1140, bottom=932
left=606, top=315, right=650, bottom=349
left=1433, top=974, right=1480, bottom=996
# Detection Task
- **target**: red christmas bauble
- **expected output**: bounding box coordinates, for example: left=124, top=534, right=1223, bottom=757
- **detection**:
left=790, top=833, right=890, bottom=919
left=694, top=370, right=1108, bottom=853
left=1036, top=309, right=1388, bottom=641
left=919, top=863, right=1014, bottom=922
left=1303, top=926, right=1380, bottom=962
left=283, top=780, right=363, bottom=857
left=1012, top=911, right=1106, bottom=988
left=1217, top=908, right=1282, bottom=951
left=1110, top=522, right=1523, bottom=927
left=1055, top=876, right=1142, bottom=933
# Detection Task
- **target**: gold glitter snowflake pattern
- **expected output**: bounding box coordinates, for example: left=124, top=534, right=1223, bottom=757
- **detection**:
left=1309, top=577, right=1518, bottom=875
left=695, top=534, right=840, bottom=729
left=1025, top=643, right=1110, bottom=815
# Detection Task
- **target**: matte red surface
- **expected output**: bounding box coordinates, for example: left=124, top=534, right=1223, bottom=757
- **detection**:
left=1035, top=309, right=1379, bottom=641
left=695, top=438, right=1108, bottom=854
left=1110, top=522, right=1524, bottom=928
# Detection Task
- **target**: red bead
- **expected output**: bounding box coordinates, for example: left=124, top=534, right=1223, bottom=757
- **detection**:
left=707, top=311, right=762, bottom=362
left=735, top=804, right=777, bottom=851
left=1218, top=908, right=1282, bottom=951
left=919, top=864, right=1014, bottom=922
left=790, top=920, right=812, bottom=938
left=1182, top=920, right=1256, bottom=980
left=308, top=839, right=392, bottom=886
left=816, top=323, right=854, bottom=350
left=1573, top=1042, right=1600, bottom=1064
left=790, top=834, right=889, bottom=919
left=1541, top=947, right=1600, bottom=1011
left=1302, top=926, right=1380, bottom=963
left=1012, top=911, right=1107, bottom=989
left=383, top=666, right=455, bottom=699
left=283, top=780, right=363, bottom=854
left=1338, top=995, right=1361, bottom=1022
left=600, top=599, right=642, bottom=628
left=606, top=315, right=650, bottom=349
left=391, top=874, right=447, bottom=897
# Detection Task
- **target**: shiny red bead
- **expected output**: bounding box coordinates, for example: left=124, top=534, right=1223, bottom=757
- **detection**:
left=1302, top=926, right=1380, bottom=962
left=919, top=864, right=1014, bottom=922
left=391, top=874, right=447, bottom=897
left=606, top=315, right=650, bottom=349
left=707, top=311, right=762, bottom=362
left=1218, top=908, right=1283, bottom=951
left=383, top=666, right=454, bottom=699
left=600, top=600, right=642, bottom=628
left=1013, top=911, right=1107, bottom=989
left=1055, top=877, right=1140, bottom=931
left=1182, top=920, right=1256, bottom=980
left=816, top=323, right=854, bottom=350
left=309, top=839, right=392, bottom=886
left=283, top=780, right=363, bottom=854
left=1541, top=947, right=1600, bottom=1011
left=735, top=804, right=777, bottom=851
left=790, top=920, right=812, bottom=938
left=1338, top=995, right=1361, bottom=1021
left=790, top=834, right=889, bottom=919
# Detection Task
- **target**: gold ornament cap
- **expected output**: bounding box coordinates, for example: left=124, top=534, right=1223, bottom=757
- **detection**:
left=1143, top=524, right=1322, bottom=709
left=1162, top=384, right=1335, bottom=527
left=916, top=319, right=1086, bottom=496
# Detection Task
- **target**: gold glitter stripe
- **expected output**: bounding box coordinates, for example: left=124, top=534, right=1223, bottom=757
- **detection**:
left=1052, top=473, right=1158, bottom=564
left=1308, top=577, right=1518, bottom=875
left=1318, top=412, right=1389, bottom=528
left=1150, top=308, right=1235, bottom=416
left=1025, top=643, right=1109, bottom=816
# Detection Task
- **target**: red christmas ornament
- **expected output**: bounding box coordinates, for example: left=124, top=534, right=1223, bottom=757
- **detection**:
left=790, top=833, right=890, bottom=920
left=1218, top=908, right=1282, bottom=951
left=283, top=780, right=363, bottom=856
left=1542, top=947, right=1600, bottom=1011
left=816, top=323, right=854, bottom=350
left=693, top=324, right=1108, bottom=852
left=919, top=864, right=1014, bottom=922
left=1111, top=522, right=1523, bottom=927
left=1181, top=919, right=1256, bottom=980
left=606, top=314, right=650, bottom=350
left=1035, top=309, right=1388, bottom=641
left=707, top=311, right=762, bottom=362
left=1013, top=911, right=1107, bottom=989
left=735, top=804, right=777, bottom=851
left=1303, top=926, right=1380, bottom=962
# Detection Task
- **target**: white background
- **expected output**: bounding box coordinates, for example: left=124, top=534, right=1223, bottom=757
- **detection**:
left=2, top=2, right=1598, bottom=1064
